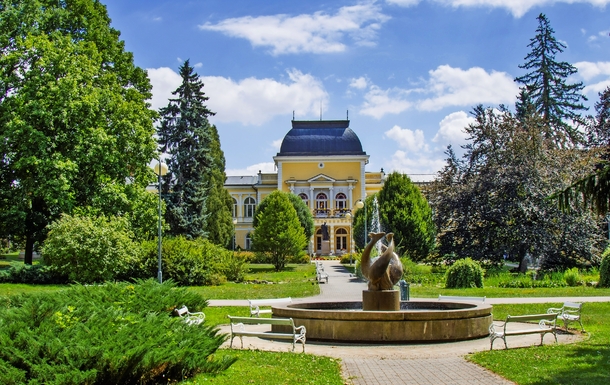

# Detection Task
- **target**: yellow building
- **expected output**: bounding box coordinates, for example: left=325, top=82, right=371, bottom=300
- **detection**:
left=225, top=120, right=385, bottom=255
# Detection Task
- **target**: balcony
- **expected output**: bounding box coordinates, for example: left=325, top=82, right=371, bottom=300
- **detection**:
left=313, top=209, right=352, bottom=218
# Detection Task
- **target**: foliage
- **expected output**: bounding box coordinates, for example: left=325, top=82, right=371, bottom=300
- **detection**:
left=42, top=214, right=142, bottom=284
left=556, top=87, right=610, bottom=215
left=0, top=0, right=157, bottom=264
left=139, top=236, right=241, bottom=286
left=515, top=13, right=587, bottom=146
left=377, top=172, right=436, bottom=260
left=599, top=247, right=610, bottom=287
left=252, top=191, right=308, bottom=271
left=0, top=280, right=235, bottom=384
left=201, top=124, right=234, bottom=247
left=430, top=107, right=602, bottom=271
left=445, top=258, right=484, bottom=288
left=0, top=262, right=67, bottom=284
left=563, top=267, right=582, bottom=286
left=253, top=191, right=315, bottom=241
left=157, top=60, right=218, bottom=239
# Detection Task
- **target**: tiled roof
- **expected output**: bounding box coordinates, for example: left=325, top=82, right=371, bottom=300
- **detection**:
left=277, top=120, right=366, bottom=156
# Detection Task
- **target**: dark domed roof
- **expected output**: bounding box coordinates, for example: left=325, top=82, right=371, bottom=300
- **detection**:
left=277, top=120, right=366, bottom=156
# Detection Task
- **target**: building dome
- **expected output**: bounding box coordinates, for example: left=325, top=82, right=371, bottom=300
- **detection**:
left=277, top=120, right=366, bottom=156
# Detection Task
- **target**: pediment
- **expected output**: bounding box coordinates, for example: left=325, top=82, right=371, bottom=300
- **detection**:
left=307, top=174, right=336, bottom=183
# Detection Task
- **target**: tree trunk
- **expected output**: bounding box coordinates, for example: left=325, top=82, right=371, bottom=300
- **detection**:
left=517, top=244, right=528, bottom=273
left=24, top=233, right=34, bottom=265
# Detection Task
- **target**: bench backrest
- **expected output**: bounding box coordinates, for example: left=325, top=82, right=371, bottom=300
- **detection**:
left=228, top=316, right=294, bottom=327
left=249, top=298, right=292, bottom=307
left=174, top=306, right=189, bottom=317
left=438, top=295, right=486, bottom=302
left=563, top=302, right=582, bottom=311
left=506, top=313, right=557, bottom=323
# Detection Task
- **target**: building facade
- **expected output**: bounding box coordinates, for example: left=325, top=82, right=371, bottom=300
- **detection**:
left=225, top=119, right=385, bottom=255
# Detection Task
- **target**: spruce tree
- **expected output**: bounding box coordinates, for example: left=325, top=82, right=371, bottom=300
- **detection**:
left=515, top=13, right=587, bottom=146
left=158, top=60, right=217, bottom=239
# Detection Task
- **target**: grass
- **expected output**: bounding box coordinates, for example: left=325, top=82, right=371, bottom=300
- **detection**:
left=409, top=285, right=610, bottom=298
left=183, top=350, right=345, bottom=385
left=189, top=264, right=320, bottom=300
left=468, top=302, right=610, bottom=384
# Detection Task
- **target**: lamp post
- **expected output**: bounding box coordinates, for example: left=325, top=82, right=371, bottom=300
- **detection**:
left=153, top=161, right=168, bottom=283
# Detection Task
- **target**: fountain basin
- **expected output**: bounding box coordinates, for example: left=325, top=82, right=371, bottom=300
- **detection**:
left=272, top=300, right=492, bottom=343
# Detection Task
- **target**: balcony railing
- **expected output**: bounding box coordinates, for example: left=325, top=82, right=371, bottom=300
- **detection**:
left=313, top=209, right=352, bottom=218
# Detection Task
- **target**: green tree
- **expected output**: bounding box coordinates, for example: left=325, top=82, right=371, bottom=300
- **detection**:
left=253, top=191, right=315, bottom=241
left=0, top=0, right=157, bottom=264
left=377, top=172, right=436, bottom=261
left=202, top=125, right=234, bottom=247
left=158, top=60, right=222, bottom=239
left=515, top=13, right=587, bottom=146
left=252, top=191, right=307, bottom=271
left=431, top=106, right=601, bottom=270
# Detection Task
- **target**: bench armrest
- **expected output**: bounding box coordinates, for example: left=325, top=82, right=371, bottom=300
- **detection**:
left=547, top=307, right=562, bottom=314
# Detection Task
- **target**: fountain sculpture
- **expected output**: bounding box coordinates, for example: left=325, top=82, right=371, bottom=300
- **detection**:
left=273, top=231, right=492, bottom=343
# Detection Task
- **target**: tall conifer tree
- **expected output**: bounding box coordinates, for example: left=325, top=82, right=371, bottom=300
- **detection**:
left=158, top=60, right=226, bottom=239
left=515, top=13, right=587, bottom=146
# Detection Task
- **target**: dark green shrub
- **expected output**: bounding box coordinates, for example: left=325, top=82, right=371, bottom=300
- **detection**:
left=0, top=280, right=235, bottom=384
left=139, top=237, right=235, bottom=285
left=42, top=215, right=142, bottom=283
left=445, top=258, right=484, bottom=288
left=0, top=262, right=67, bottom=284
left=599, top=248, right=610, bottom=287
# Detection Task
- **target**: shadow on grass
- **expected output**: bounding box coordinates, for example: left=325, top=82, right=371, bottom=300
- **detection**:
left=247, top=265, right=297, bottom=273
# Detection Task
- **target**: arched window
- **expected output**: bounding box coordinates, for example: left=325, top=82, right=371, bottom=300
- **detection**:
left=335, top=193, right=347, bottom=211
left=315, top=228, right=323, bottom=252
left=245, top=233, right=252, bottom=250
left=335, top=228, right=348, bottom=252
left=298, top=193, right=309, bottom=207
left=232, top=198, right=238, bottom=218
left=315, top=193, right=328, bottom=210
left=244, top=197, right=256, bottom=218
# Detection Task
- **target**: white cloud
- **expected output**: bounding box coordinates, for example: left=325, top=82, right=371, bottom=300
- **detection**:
left=432, top=111, right=474, bottom=147
left=384, top=125, right=427, bottom=152
left=226, top=162, right=276, bottom=176
left=359, top=86, right=412, bottom=118
left=193, top=62, right=203, bottom=68
left=350, top=76, right=369, bottom=89
left=417, top=65, right=519, bottom=111
left=147, top=67, right=182, bottom=111
left=147, top=67, right=328, bottom=125
left=271, top=139, right=283, bottom=150
left=386, top=150, right=444, bottom=181
left=388, top=1, right=610, bottom=18
left=199, top=2, right=390, bottom=55
left=586, top=79, right=610, bottom=95
left=575, top=61, right=610, bottom=81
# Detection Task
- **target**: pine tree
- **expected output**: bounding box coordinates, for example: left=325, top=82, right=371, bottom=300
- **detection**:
left=158, top=60, right=216, bottom=239
left=515, top=13, right=587, bottom=146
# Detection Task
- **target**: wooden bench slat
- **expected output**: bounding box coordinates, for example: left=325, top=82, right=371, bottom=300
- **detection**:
left=228, top=315, right=306, bottom=352
left=490, top=313, right=557, bottom=350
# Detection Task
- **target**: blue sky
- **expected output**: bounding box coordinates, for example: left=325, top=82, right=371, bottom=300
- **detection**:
left=102, top=0, right=610, bottom=181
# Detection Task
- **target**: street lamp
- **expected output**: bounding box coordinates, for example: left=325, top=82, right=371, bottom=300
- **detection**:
left=153, top=161, right=168, bottom=283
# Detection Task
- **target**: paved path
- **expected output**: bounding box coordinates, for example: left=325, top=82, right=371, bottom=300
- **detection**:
left=210, top=260, right=608, bottom=385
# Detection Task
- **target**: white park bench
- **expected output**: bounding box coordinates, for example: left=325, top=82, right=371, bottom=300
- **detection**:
left=438, top=294, right=486, bottom=302
left=173, top=306, right=205, bottom=325
left=548, top=301, right=584, bottom=332
left=316, top=263, right=329, bottom=284
left=249, top=297, right=292, bottom=317
left=227, top=316, right=306, bottom=352
left=489, top=313, right=558, bottom=350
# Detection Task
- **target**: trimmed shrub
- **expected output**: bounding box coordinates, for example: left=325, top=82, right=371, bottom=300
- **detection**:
left=42, top=215, right=142, bottom=284
left=139, top=237, right=237, bottom=286
left=0, top=262, right=67, bottom=284
left=0, top=280, right=235, bottom=384
left=599, top=248, right=610, bottom=287
left=445, top=258, right=484, bottom=288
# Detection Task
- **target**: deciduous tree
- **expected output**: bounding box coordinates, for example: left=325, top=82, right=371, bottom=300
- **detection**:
left=0, top=0, right=157, bottom=263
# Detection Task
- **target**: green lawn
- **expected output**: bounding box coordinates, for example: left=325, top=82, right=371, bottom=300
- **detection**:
left=468, top=302, right=610, bottom=385
left=410, top=285, right=610, bottom=298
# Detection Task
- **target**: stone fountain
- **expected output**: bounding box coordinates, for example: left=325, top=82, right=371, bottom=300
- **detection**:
left=273, top=233, right=492, bottom=343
